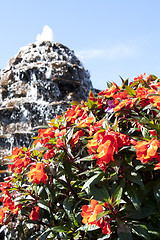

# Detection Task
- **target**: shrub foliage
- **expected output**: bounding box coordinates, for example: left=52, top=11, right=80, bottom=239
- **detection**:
left=0, top=74, right=160, bottom=239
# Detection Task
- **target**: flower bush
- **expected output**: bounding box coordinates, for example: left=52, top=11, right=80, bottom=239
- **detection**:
left=0, top=74, right=160, bottom=239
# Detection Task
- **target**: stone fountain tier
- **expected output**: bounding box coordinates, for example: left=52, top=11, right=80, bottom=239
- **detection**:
left=0, top=41, right=95, bottom=163
left=0, top=97, right=70, bottom=163
left=1, top=41, right=93, bottom=102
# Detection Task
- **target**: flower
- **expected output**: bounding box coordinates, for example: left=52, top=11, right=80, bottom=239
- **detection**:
left=149, top=95, right=160, bottom=110
left=98, top=82, right=119, bottom=98
left=154, top=161, right=160, bottom=170
left=27, top=162, right=48, bottom=184
left=43, top=149, right=55, bottom=160
left=96, top=218, right=111, bottom=235
left=0, top=181, right=12, bottom=195
left=134, top=73, right=146, bottom=82
left=29, top=206, right=40, bottom=221
left=113, top=98, right=137, bottom=112
left=8, top=148, right=31, bottom=174
left=0, top=207, right=6, bottom=224
left=81, top=199, right=103, bottom=225
left=105, top=100, right=117, bottom=113
left=70, top=130, right=84, bottom=148
left=38, top=127, right=56, bottom=139
left=87, top=130, right=130, bottom=171
left=65, top=105, right=85, bottom=124
left=135, top=139, right=160, bottom=163
left=81, top=200, right=112, bottom=235
left=77, top=117, right=94, bottom=128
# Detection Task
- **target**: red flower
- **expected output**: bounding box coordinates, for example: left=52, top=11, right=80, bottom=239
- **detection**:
left=43, top=149, right=55, bottom=160
left=135, top=139, right=160, bottom=163
left=0, top=207, right=6, bottom=224
left=87, top=130, right=130, bottom=171
left=70, top=130, right=84, bottom=148
left=81, top=200, right=112, bottom=235
left=81, top=199, right=103, bottom=225
left=65, top=105, right=85, bottom=124
left=38, top=127, right=55, bottom=139
left=77, top=117, right=94, bottom=128
left=154, top=161, right=160, bottom=170
left=56, top=138, right=65, bottom=148
left=0, top=181, right=12, bottom=195
left=89, top=119, right=105, bottom=136
left=29, top=206, right=40, bottom=221
left=98, top=82, right=119, bottom=98
left=27, top=162, right=48, bottom=184
left=134, top=73, right=146, bottom=82
left=96, top=218, right=111, bottom=235
left=113, top=98, right=137, bottom=112
left=8, top=149, right=31, bottom=174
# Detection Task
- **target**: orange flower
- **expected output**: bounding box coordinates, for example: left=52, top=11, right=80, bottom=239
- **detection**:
left=70, top=130, right=84, bottom=148
left=65, top=105, right=85, bottom=124
left=27, top=162, right=48, bottom=184
left=43, top=149, right=55, bottom=160
left=113, top=90, right=128, bottom=100
left=29, top=206, right=40, bottom=221
left=87, top=130, right=130, bottom=171
left=81, top=199, right=103, bottom=225
left=38, top=127, right=55, bottom=139
left=135, top=139, right=160, bottom=163
left=98, top=82, right=119, bottom=98
left=113, top=98, right=137, bottom=112
left=0, top=207, right=6, bottom=224
left=149, top=95, right=160, bottom=110
left=96, top=140, right=114, bottom=170
left=96, top=218, right=111, bottom=235
left=12, top=147, right=22, bottom=156
left=77, top=117, right=94, bottom=128
left=135, top=87, right=156, bottom=99
left=134, top=73, right=146, bottom=82
left=154, top=161, right=160, bottom=170
left=55, top=128, right=66, bottom=137
left=56, top=138, right=65, bottom=148
left=11, top=204, right=22, bottom=215
left=89, top=119, right=105, bottom=136
left=0, top=181, right=12, bottom=195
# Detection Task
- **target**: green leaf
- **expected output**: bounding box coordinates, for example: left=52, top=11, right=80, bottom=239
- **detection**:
left=82, top=172, right=104, bottom=191
left=38, top=228, right=52, bottom=240
left=125, top=86, right=136, bottom=97
left=97, top=235, right=110, bottom=240
left=66, top=127, right=74, bottom=143
left=120, top=76, right=129, bottom=88
left=131, top=224, right=151, bottom=239
left=127, top=187, right=142, bottom=211
left=63, top=197, right=73, bottom=217
left=51, top=226, right=69, bottom=233
left=127, top=196, right=155, bottom=219
left=96, top=210, right=110, bottom=221
left=90, top=185, right=110, bottom=202
left=153, top=179, right=160, bottom=209
left=125, top=171, right=144, bottom=190
left=113, top=185, right=123, bottom=203
left=87, top=99, right=97, bottom=110
left=75, top=155, right=94, bottom=163
left=77, top=224, right=100, bottom=232
left=37, top=200, right=50, bottom=213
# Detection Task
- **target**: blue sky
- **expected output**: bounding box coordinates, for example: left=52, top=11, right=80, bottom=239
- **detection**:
left=1, top=0, right=160, bottom=90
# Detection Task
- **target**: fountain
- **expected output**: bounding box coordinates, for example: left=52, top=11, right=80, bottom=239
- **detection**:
left=0, top=40, right=95, bottom=169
